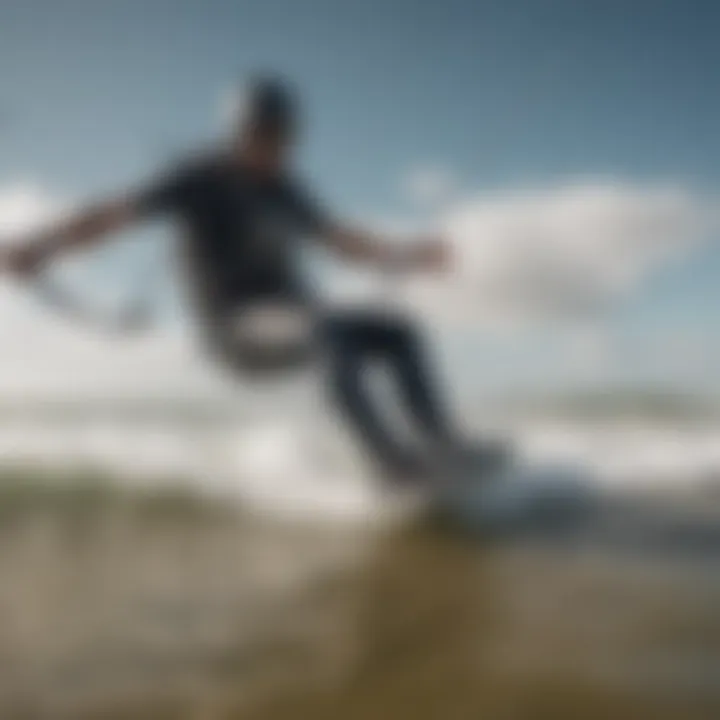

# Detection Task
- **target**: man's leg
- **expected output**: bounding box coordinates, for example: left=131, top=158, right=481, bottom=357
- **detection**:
left=377, top=316, right=458, bottom=447
left=323, top=312, right=460, bottom=477
left=323, top=314, right=415, bottom=473
left=372, top=315, right=510, bottom=477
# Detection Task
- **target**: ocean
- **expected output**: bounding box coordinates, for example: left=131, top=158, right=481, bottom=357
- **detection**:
left=0, top=404, right=718, bottom=718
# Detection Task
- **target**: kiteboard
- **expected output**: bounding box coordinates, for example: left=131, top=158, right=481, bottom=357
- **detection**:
left=208, top=427, right=590, bottom=531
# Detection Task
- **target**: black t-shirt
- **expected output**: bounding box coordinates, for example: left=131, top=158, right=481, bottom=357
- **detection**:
left=135, top=153, right=328, bottom=317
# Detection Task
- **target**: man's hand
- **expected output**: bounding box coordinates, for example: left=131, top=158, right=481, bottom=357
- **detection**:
left=409, top=236, right=452, bottom=273
left=1, top=241, right=51, bottom=279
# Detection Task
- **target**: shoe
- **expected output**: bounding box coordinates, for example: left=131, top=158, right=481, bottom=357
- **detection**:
left=377, top=452, right=434, bottom=488
left=468, top=437, right=512, bottom=475
left=433, top=437, right=512, bottom=483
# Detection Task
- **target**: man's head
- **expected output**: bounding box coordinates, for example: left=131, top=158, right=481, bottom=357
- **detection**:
left=229, top=75, right=298, bottom=176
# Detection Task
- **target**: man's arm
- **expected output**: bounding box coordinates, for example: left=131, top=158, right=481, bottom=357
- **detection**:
left=2, top=157, right=197, bottom=278
left=319, top=223, right=451, bottom=273
left=2, top=197, right=141, bottom=277
left=288, top=181, right=450, bottom=273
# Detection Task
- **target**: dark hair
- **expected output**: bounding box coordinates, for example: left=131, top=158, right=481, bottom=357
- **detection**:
left=236, top=74, right=297, bottom=137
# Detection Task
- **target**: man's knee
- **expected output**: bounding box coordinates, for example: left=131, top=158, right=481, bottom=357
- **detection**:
left=381, top=315, right=424, bottom=355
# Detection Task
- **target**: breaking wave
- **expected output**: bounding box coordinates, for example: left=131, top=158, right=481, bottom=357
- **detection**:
left=0, top=405, right=719, bottom=527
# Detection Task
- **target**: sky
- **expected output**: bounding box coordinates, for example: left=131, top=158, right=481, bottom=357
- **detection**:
left=0, top=0, right=718, bottom=401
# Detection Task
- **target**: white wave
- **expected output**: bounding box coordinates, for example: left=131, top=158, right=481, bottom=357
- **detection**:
left=513, top=421, right=720, bottom=489
left=0, top=413, right=718, bottom=524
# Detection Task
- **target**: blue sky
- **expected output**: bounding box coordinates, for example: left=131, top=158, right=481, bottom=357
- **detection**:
left=0, top=0, right=718, bottom=397
left=2, top=0, right=719, bottom=196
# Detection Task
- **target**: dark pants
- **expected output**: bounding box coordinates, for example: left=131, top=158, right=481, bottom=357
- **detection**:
left=206, top=307, right=456, bottom=472
left=321, top=311, right=456, bottom=470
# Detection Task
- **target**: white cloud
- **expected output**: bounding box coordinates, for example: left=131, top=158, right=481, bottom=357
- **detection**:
left=0, top=184, right=64, bottom=236
left=403, top=179, right=716, bottom=330
left=0, top=177, right=716, bottom=399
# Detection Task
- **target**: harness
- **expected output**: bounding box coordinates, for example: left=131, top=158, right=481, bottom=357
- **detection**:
left=33, top=264, right=318, bottom=376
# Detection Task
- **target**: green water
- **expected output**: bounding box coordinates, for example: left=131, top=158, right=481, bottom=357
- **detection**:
left=0, top=479, right=718, bottom=719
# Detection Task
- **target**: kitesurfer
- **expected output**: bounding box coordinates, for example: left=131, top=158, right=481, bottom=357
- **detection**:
left=2, top=75, right=505, bottom=483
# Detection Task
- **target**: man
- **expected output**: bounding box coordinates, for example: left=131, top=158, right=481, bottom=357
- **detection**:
left=2, top=76, right=502, bottom=483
